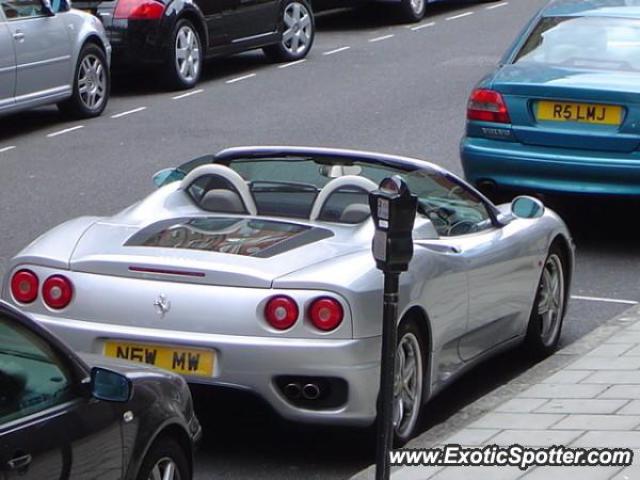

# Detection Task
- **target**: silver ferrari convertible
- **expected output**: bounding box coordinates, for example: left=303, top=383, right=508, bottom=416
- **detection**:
left=2, top=147, right=574, bottom=442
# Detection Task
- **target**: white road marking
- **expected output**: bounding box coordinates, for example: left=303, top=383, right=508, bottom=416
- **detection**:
left=278, top=59, right=307, bottom=69
left=486, top=1, right=509, bottom=10
left=47, top=125, right=84, bottom=138
left=446, top=11, right=474, bottom=21
left=369, top=34, right=394, bottom=43
left=323, top=46, right=351, bottom=56
left=172, top=89, right=204, bottom=100
left=111, top=107, right=147, bottom=119
left=226, top=73, right=257, bottom=84
left=0, top=145, right=16, bottom=153
left=411, top=22, right=436, bottom=31
left=572, top=295, right=639, bottom=306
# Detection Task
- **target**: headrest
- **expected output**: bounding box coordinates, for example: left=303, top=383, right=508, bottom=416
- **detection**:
left=201, top=189, right=247, bottom=214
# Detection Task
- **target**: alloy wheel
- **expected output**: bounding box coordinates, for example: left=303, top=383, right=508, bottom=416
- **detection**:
left=175, top=25, right=201, bottom=84
left=410, top=0, right=425, bottom=15
left=78, top=54, right=106, bottom=111
left=537, top=254, right=565, bottom=347
left=282, top=2, right=313, bottom=56
left=147, top=457, right=181, bottom=480
left=393, top=332, right=423, bottom=440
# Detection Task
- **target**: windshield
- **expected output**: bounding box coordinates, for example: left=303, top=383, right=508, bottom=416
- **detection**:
left=514, top=16, right=640, bottom=72
left=177, top=155, right=494, bottom=236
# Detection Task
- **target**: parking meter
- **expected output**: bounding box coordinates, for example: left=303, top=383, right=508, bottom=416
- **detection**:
left=369, top=176, right=417, bottom=480
left=369, top=176, right=418, bottom=273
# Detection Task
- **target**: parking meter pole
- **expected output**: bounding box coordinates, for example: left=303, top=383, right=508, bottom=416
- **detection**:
left=369, top=175, right=417, bottom=480
left=376, top=272, right=400, bottom=480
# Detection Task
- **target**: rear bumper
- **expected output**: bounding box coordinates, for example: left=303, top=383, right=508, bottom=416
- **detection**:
left=105, top=19, right=172, bottom=69
left=33, top=314, right=381, bottom=427
left=461, top=137, right=640, bottom=197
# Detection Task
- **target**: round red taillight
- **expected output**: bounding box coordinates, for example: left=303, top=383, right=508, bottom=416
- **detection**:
left=11, top=269, right=39, bottom=304
left=42, top=275, right=73, bottom=310
left=265, top=296, right=299, bottom=330
left=309, top=298, right=344, bottom=332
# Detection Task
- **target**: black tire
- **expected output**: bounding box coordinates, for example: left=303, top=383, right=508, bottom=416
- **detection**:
left=388, top=319, right=426, bottom=446
left=57, top=43, right=109, bottom=119
left=523, top=244, right=568, bottom=358
left=398, top=0, right=426, bottom=23
left=263, top=0, right=315, bottom=62
left=136, top=435, right=190, bottom=480
left=165, top=19, right=203, bottom=90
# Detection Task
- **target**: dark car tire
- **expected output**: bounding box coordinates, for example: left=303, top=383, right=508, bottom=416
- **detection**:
left=136, top=435, right=190, bottom=480
left=398, top=0, right=426, bottom=23
left=57, top=43, right=109, bottom=119
left=165, top=18, right=203, bottom=90
left=263, top=0, right=315, bottom=62
left=523, top=244, right=568, bottom=358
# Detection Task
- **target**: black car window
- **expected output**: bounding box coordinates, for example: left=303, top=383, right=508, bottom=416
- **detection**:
left=1, top=0, right=46, bottom=19
left=0, top=314, right=74, bottom=425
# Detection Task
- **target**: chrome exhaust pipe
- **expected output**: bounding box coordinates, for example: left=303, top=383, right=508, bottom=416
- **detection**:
left=284, top=383, right=302, bottom=400
left=302, top=383, right=321, bottom=400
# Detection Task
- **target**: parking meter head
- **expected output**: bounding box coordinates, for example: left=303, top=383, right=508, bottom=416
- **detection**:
left=369, top=176, right=418, bottom=273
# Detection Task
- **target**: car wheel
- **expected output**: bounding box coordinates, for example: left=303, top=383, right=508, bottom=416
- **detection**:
left=137, top=436, right=190, bottom=480
left=399, top=0, right=426, bottom=23
left=523, top=245, right=567, bottom=358
left=393, top=320, right=424, bottom=445
left=263, top=0, right=314, bottom=62
left=166, top=19, right=202, bottom=90
left=57, top=43, right=109, bottom=119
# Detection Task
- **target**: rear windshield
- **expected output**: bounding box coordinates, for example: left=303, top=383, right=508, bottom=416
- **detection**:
left=514, top=16, right=640, bottom=72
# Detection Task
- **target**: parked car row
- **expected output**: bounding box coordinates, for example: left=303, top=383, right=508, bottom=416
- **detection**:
left=0, top=0, right=502, bottom=120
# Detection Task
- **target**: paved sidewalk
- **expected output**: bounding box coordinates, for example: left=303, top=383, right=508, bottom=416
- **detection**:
left=354, top=305, right=640, bottom=480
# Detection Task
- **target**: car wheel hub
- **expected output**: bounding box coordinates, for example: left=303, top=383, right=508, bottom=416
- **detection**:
left=392, top=332, right=422, bottom=439
left=538, top=254, right=565, bottom=347
left=78, top=54, right=106, bottom=111
left=411, top=0, right=424, bottom=14
left=282, top=2, right=312, bottom=55
left=148, top=457, right=180, bottom=480
left=175, top=25, right=200, bottom=83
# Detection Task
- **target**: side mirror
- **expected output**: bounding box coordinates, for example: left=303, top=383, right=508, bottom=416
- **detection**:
left=42, top=0, right=55, bottom=15
left=90, top=367, right=132, bottom=403
left=511, top=196, right=545, bottom=219
left=153, top=168, right=185, bottom=188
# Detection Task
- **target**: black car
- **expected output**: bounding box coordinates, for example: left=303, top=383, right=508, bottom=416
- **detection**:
left=74, top=0, right=315, bottom=89
left=0, top=302, right=201, bottom=480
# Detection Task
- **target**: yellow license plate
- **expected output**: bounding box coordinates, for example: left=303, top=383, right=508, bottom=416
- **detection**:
left=537, top=101, right=623, bottom=125
left=104, top=341, right=215, bottom=378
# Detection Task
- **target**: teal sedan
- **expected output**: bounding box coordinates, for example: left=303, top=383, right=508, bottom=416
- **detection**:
left=461, top=0, right=640, bottom=199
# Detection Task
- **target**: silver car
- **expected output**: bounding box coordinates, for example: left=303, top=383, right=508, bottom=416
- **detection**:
left=0, top=0, right=110, bottom=118
left=2, top=147, right=574, bottom=442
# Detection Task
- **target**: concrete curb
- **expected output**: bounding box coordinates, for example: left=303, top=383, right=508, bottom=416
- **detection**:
left=351, top=304, right=640, bottom=480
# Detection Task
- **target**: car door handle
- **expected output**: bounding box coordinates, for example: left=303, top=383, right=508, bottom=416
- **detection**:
left=13, top=31, right=25, bottom=41
left=7, top=453, right=32, bottom=470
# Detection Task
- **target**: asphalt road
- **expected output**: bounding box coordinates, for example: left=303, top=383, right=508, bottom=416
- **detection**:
left=1, top=1, right=640, bottom=479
